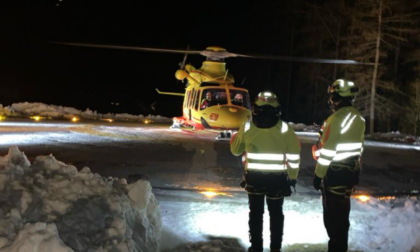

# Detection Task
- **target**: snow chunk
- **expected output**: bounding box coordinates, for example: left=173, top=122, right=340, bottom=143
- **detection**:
left=0, top=147, right=162, bottom=252
left=1, top=222, right=72, bottom=252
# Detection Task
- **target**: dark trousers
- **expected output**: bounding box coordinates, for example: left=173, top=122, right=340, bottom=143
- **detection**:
left=248, top=194, right=284, bottom=251
left=322, top=189, right=351, bottom=252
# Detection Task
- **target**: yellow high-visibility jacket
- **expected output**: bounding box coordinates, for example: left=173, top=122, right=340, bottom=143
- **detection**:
left=230, top=120, right=301, bottom=180
left=315, top=106, right=366, bottom=178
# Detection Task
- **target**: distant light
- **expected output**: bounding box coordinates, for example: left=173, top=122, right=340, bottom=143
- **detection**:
left=30, top=116, right=43, bottom=121
left=144, top=119, right=152, bottom=124
left=377, top=196, right=396, bottom=200
left=199, top=189, right=232, bottom=198
left=201, top=191, right=217, bottom=198
left=105, top=118, right=113, bottom=123
left=71, top=117, right=79, bottom=122
left=354, top=194, right=370, bottom=203
left=0, top=115, right=6, bottom=121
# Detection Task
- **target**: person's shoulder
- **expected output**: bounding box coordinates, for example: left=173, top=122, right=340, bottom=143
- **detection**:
left=348, top=106, right=362, bottom=115
left=336, top=106, right=363, bottom=117
left=278, top=120, right=297, bottom=134
left=333, top=106, right=352, bottom=118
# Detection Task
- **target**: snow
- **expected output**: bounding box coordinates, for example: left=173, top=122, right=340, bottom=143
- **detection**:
left=0, top=147, right=161, bottom=252
left=0, top=102, right=419, bottom=252
left=1, top=102, right=172, bottom=124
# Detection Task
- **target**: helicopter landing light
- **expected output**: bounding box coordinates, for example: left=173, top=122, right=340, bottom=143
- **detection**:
left=209, top=113, right=219, bottom=121
left=229, top=108, right=237, bottom=112
left=30, top=115, right=44, bottom=121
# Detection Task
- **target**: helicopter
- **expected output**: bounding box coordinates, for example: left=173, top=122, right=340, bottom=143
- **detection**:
left=158, top=46, right=252, bottom=132
left=51, top=42, right=371, bottom=138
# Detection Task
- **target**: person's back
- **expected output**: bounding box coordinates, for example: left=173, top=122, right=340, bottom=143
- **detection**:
left=230, top=91, right=301, bottom=252
left=312, top=79, right=366, bottom=252
left=235, top=120, right=300, bottom=195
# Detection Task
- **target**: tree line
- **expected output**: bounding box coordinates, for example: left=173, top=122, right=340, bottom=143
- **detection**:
left=287, top=0, right=420, bottom=136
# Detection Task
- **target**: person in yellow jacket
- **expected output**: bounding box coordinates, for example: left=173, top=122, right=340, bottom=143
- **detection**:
left=312, top=79, right=366, bottom=252
left=231, top=91, right=301, bottom=252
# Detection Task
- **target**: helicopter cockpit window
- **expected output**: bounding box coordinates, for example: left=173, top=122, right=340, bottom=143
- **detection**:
left=230, top=90, right=251, bottom=109
left=200, top=89, right=227, bottom=110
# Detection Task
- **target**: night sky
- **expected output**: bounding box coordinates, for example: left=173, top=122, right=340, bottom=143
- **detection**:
left=1, top=0, right=300, bottom=117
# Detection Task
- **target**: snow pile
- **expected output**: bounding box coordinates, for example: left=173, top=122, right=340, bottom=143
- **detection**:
left=0, top=146, right=162, bottom=252
left=289, top=122, right=319, bottom=132
left=368, top=131, right=420, bottom=145
left=1, top=102, right=172, bottom=124
left=351, top=196, right=420, bottom=252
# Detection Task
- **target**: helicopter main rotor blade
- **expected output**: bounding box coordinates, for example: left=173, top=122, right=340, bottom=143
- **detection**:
left=51, top=41, right=204, bottom=55
left=233, top=53, right=375, bottom=65
left=51, top=41, right=374, bottom=65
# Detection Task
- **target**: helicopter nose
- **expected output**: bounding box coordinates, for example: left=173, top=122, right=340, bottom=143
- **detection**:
left=219, top=106, right=251, bottom=129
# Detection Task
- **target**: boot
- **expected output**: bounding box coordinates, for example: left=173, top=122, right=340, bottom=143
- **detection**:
left=249, top=212, right=263, bottom=252
left=269, top=212, right=284, bottom=251
left=247, top=247, right=263, bottom=252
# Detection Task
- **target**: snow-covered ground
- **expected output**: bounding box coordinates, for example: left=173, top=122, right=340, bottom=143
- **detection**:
left=1, top=102, right=419, bottom=146
left=0, top=102, right=419, bottom=252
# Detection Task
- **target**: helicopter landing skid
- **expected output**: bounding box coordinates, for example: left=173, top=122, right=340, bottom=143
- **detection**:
left=215, top=130, right=235, bottom=141
left=169, top=121, right=181, bottom=130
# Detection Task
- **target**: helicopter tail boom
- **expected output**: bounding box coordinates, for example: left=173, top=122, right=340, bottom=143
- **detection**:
left=155, top=89, right=185, bottom=97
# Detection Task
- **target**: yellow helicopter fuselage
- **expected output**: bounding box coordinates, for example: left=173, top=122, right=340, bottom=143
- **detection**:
left=173, top=58, right=252, bottom=130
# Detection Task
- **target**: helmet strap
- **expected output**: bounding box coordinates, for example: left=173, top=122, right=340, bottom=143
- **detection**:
left=328, top=93, right=353, bottom=112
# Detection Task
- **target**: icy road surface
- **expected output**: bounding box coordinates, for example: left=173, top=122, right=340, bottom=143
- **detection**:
left=0, top=119, right=419, bottom=195
left=1, top=119, right=420, bottom=251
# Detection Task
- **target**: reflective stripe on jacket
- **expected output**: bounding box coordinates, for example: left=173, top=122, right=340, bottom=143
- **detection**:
left=230, top=120, right=301, bottom=179
left=315, top=106, right=366, bottom=178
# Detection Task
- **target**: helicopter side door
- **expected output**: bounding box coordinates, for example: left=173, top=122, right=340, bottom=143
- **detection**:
left=194, top=90, right=201, bottom=111
left=183, top=89, right=191, bottom=120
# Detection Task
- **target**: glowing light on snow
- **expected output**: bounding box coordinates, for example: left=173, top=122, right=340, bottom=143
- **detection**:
left=186, top=195, right=329, bottom=248
left=200, top=190, right=232, bottom=198
left=0, top=133, right=68, bottom=145
left=354, top=195, right=370, bottom=203
left=102, top=118, right=114, bottom=122
left=30, top=115, right=44, bottom=121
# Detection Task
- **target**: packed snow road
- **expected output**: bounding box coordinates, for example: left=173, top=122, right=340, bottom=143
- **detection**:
left=0, top=119, right=419, bottom=196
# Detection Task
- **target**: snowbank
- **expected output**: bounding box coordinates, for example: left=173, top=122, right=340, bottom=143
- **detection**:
left=1, top=102, right=419, bottom=145
left=0, top=146, right=162, bottom=252
left=0, top=102, right=172, bottom=124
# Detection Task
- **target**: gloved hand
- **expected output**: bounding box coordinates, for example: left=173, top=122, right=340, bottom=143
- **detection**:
left=240, top=180, right=246, bottom=188
left=313, top=175, right=322, bottom=191
left=288, top=179, right=297, bottom=188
